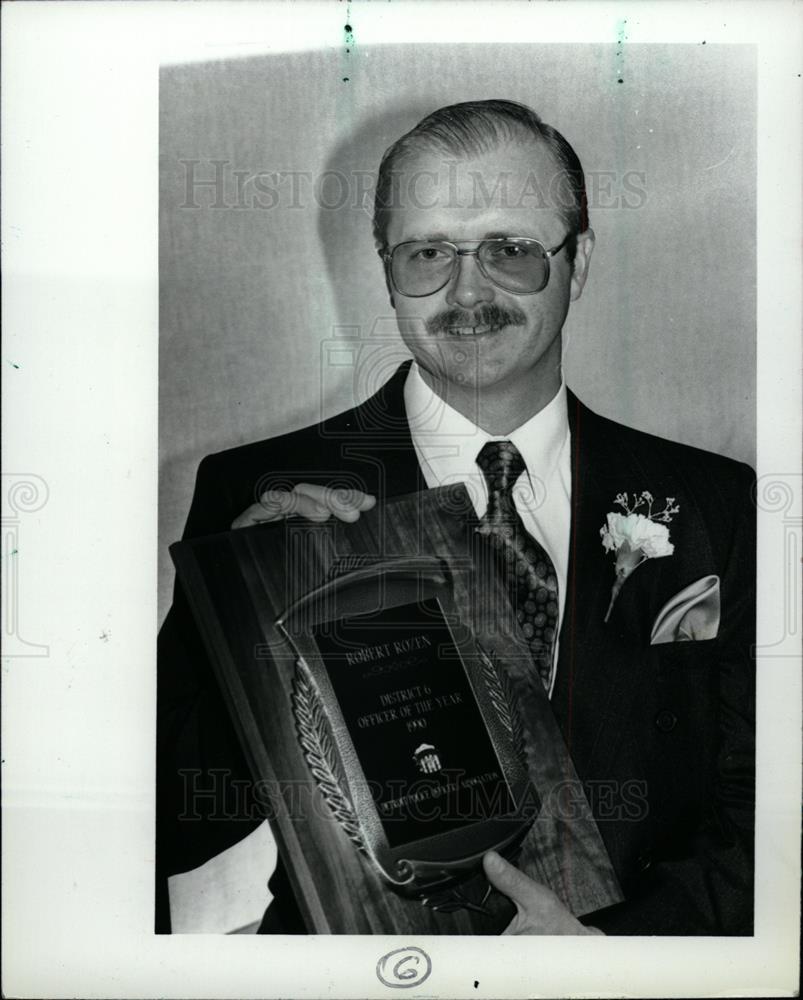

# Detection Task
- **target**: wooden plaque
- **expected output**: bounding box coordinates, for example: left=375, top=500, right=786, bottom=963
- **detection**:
left=170, top=484, right=622, bottom=933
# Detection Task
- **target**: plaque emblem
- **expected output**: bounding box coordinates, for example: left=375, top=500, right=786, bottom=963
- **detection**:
left=412, top=743, right=442, bottom=774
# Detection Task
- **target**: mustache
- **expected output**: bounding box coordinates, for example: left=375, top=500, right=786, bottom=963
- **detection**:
left=425, top=303, right=527, bottom=335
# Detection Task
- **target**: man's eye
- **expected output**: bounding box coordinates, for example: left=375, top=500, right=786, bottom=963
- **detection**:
left=495, top=243, right=528, bottom=258
left=415, top=246, right=448, bottom=261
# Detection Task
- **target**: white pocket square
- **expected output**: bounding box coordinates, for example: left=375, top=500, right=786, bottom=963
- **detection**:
left=650, top=574, right=720, bottom=645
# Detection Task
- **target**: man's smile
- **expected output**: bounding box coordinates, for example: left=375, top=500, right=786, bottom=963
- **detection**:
left=445, top=324, right=504, bottom=337
left=426, top=303, right=525, bottom=338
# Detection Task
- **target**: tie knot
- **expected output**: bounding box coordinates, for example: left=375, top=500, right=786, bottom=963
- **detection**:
left=476, top=440, right=526, bottom=494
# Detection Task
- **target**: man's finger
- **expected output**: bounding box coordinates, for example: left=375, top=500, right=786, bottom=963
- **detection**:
left=483, top=851, right=553, bottom=911
left=293, top=483, right=376, bottom=522
left=231, top=491, right=293, bottom=528
left=231, top=489, right=329, bottom=528
left=291, top=492, right=333, bottom=522
left=231, top=484, right=377, bottom=529
left=232, top=485, right=375, bottom=529
left=484, top=852, right=595, bottom=936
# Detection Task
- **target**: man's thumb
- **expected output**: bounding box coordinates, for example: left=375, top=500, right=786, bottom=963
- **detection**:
left=482, top=851, right=533, bottom=908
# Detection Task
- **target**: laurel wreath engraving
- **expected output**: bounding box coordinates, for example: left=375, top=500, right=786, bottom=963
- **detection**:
left=476, top=642, right=528, bottom=769
left=291, top=658, right=366, bottom=853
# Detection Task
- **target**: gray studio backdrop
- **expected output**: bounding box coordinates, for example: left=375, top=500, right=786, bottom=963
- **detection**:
left=159, top=43, right=756, bottom=625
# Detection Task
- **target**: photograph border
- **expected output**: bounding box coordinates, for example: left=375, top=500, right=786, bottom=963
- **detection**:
left=2, top=2, right=801, bottom=998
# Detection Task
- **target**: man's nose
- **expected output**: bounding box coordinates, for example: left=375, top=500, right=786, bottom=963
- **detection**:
left=445, top=252, right=495, bottom=309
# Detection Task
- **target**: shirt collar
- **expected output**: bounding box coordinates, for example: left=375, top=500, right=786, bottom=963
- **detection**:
left=403, top=360, right=569, bottom=490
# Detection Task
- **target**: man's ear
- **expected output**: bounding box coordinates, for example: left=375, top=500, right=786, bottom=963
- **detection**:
left=569, top=228, right=595, bottom=302
left=377, top=249, right=396, bottom=309
left=383, top=263, right=396, bottom=310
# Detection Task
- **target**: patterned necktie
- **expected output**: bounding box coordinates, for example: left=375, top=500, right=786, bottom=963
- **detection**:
left=476, top=440, right=559, bottom=691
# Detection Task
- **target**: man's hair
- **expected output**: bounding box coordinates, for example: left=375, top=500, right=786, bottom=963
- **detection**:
left=373, top=99, right=589, bottom=264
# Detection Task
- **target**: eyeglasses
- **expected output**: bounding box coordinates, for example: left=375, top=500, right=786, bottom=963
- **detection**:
left=380, top=234, right=571, bottom=298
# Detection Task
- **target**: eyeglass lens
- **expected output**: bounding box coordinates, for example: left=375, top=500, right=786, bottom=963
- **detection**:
left=390, top=240, right=549, bottom=296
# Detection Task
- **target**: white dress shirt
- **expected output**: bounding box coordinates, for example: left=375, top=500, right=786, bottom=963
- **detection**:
left=404, top=361, right=572, bottom=698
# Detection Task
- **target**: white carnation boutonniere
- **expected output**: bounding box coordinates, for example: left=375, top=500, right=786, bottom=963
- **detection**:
left=600, top=491, right=679, bottom=623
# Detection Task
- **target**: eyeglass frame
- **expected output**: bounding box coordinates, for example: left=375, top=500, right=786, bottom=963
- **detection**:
left=378, top=233, right=573, bottom=298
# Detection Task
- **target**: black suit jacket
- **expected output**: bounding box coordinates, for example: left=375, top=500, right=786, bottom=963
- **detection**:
left=157, top=362, right=755, bottom=935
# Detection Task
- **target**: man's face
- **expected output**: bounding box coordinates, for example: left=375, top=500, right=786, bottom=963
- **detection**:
left=383, top=139, right=593, bottom=409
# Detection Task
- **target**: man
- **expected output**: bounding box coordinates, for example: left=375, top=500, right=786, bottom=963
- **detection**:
left=157, top=100, right=755, bottom=935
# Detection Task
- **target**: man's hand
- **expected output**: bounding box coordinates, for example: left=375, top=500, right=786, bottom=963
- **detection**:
left=483, top=851, right=604, bottom=936
left=231, top=483, right=376, bottom=529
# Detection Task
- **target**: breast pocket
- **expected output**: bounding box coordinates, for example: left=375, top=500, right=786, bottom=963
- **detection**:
left=652, top=637, right=719, bottom=674
left=650, top=638, right=720, bottom=732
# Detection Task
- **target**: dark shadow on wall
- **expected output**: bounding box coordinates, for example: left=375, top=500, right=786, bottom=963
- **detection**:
left=314, top=101, right=429, bottom=408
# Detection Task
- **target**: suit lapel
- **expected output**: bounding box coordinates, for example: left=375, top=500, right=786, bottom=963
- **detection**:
left=341, top=360, right=428, bottom=499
